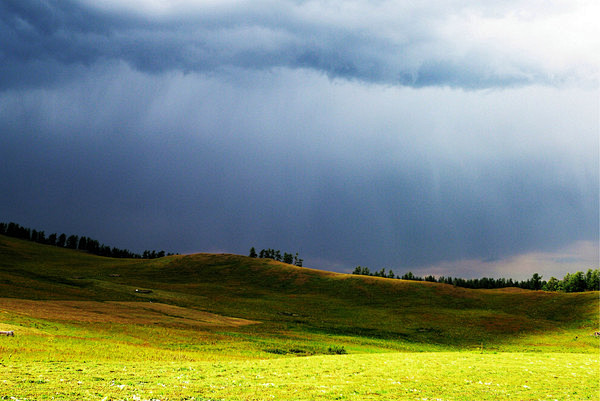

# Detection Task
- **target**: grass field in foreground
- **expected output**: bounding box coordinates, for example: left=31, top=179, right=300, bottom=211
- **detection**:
left=0, top=235, right=599, bottom=400
left=1, top=353, right=598, bottom=400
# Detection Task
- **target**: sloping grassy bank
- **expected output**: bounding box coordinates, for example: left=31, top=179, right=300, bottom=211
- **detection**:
left=1, top=234, right=598, bottom=399
left=0, top=235, right=598, bottom=354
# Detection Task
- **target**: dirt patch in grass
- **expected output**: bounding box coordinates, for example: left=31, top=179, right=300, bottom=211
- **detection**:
left=0, top=298, right=259, bottom=328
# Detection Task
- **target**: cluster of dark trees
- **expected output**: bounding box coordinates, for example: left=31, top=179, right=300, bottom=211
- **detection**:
left=353, top=266, right=397, bottom=279
left=0, top=222, right=174, bottom=259
left=352, top=265, right=599, bottom=293
left=249, top=247, right=303, bottom=267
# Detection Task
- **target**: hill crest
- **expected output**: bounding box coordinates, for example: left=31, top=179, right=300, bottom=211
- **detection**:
left=1, top=234, right=598, bottom=353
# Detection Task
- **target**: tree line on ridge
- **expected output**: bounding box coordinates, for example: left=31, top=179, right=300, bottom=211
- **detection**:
left=352, top=265, right=599, bottom=293
left=249, top=247, right=303, bottom=267
left=0, top=222, right=175, bottom=259
left=2, top=221, right=596, bottom=292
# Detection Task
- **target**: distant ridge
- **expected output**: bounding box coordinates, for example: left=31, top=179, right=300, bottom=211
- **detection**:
left=1, top=234, right=598, bottom=352
left=0, top=221, right=176, bottom=259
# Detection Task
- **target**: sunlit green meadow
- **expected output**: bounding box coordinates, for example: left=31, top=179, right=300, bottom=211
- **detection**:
left=1, top=235, right=599, bottom=400
left=2, top=351, right=598, bottom=400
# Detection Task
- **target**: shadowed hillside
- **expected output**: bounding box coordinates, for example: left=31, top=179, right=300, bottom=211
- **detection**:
left=0, top=234, right=598, bottom=356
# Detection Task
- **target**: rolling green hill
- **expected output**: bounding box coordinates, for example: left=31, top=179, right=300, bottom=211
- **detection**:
left=1, top=234, right=599, bottom=400
left=1, top=234, right=597, bottom=355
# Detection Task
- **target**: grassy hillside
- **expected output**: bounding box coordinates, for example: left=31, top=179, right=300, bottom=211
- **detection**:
left=1, top=234, right=598, bottom=400
left=1, top=234, right=597, bottom=355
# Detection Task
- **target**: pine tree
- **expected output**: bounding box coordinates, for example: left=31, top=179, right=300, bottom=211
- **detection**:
left=542, top=277, right=560, bottom=291
left=66, top=235, right=78, bottom=249
left=402, top=272, right=415, bottom=280
left=531, top=273, right=542, bottom=290
left=78, top=236, right=87, bottom=250
left=586, top=269, right=600, bottom=291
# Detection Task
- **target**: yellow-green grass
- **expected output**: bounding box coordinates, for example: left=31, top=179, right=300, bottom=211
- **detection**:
left=1, top=235, right=599, bottom=400
left=1, top=352, right=598, bottom=400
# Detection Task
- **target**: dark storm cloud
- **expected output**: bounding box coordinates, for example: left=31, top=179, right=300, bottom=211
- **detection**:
left=0, top=1, right=597, bottom=276
left=1, top=0, right=592, bottom=90
left=0, top=65, right=597, bottom=273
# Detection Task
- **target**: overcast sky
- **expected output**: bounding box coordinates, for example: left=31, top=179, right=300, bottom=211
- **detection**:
left=1, top=0, right=598, bottom=279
